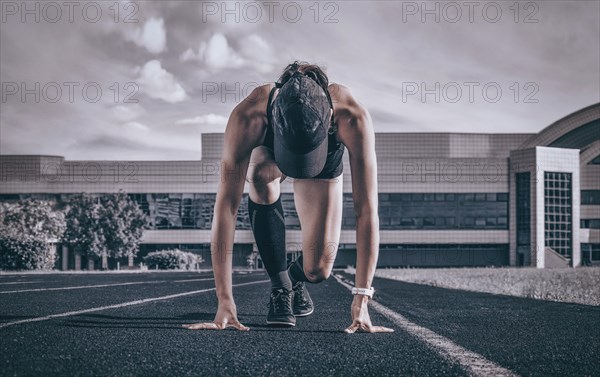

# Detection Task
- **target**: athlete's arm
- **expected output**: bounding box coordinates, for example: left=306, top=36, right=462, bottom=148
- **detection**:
left=336, top=84, right=393, bottom=334
left=183, top=87, right=266, bottom=331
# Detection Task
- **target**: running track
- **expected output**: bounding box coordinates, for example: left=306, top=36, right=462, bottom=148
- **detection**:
left=0, top=271, right=598, bottom=376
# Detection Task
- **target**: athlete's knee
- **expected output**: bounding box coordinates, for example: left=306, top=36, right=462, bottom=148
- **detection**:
left=247, top=161, right=280, bottom=186
left=303, top=265, right=331, bottom=283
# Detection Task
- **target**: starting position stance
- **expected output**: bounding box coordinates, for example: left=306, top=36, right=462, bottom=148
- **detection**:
left=183, top=61, right=393, bottom=333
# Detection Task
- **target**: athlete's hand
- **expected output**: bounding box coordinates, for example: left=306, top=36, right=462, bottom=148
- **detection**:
left=344, top=296, right=394, bottom=334
left=182, top=301, right=249, bottom=331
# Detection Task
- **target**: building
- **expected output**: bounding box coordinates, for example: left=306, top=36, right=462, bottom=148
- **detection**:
left=1, top=103, right=598, bottom=269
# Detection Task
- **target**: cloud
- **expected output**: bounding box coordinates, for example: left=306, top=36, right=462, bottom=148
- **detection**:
left=180, top=33, right=276, bottom=74
left=113, top=104, right=146, bottom=122
left=1, top=1, right=598, bottom=161
left=124, top=121, right=150, bottom=131
left=136, top=60, right=187, bottom=103
left=128, top=18, right=167, bottom=54
left=176, top=114, right=228, bottom=126
left=181, top=33, right=244, bottom=70
left=238, top=34, right=277, bottom=74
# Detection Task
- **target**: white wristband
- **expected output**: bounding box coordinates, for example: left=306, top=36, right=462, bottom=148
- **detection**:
left=351, top=287, right=375, bottom=298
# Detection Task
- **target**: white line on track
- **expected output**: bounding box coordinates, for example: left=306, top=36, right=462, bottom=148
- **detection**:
left=171, top=278, right=215, bottom=283
left=0, top=278, right=215, bottom=294
left=0, top=279, right=269, bottom=329
left=0, top=281, right=44, bottom=286
left=333, top=274, right=518, bottom=377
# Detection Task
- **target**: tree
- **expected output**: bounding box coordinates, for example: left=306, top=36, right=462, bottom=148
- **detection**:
left=99, top=191, right=150, bottom=259
left=62, top=193, right=106, bottom=258
left=0, top=199, right=66, bottom=242
left=0, top=230, right=55, bottom=270
left=62, top=191, right=150, bottom=263
left=0, top=199, right=66, bottom=270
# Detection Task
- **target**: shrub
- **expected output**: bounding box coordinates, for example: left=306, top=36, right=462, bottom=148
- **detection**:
left=143, top=249, right=204, bottom=270
left=0, top=230, right=56, bottom=270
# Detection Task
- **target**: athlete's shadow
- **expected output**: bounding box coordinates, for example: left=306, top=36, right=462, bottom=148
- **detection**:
left=59, top=312, right=264, bottom=329
left=57, top=312, right=340, bottom=332
left=243, top=323, right=342, bottom=333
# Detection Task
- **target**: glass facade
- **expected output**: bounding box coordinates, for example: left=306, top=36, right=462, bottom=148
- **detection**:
left=0, top=192, right=509, bottom=231
left=130, top=192, right=509, bottom=231
left=516, top=172, right=531, bottom=266
left=370, top=192, right=508, bottom=230
left=127, top=193, right=246, bottom=230
left=544, top=172, right=572, bottom=258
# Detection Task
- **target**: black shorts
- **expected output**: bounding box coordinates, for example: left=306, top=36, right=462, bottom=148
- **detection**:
left=262, top=137, right=345, bottom=179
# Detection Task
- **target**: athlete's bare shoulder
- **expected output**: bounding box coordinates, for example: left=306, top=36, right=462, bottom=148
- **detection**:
left=234, top=83, right=273, bottom=121
left=225, top=84, right=273, bottom=149
left=328, top=83, right=368, bottom=121
left=328, top=83, right=371, bottom=150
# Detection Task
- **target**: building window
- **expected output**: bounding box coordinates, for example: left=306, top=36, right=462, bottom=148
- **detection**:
left=375, top=192, right=509, bottom=230
left=516, top=172, right=531, bottom=266
left=581, top=219, right=600, bottom=229
left=423, top=217, right=435, bottom=226
left=544, top=172, right=572, bottom=258
left=581, top=243, right=600, bottom=264
left=581, top=190, right=600, bottom=205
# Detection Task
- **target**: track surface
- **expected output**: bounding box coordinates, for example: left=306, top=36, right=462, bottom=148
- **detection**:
left=0, top=271, right=598, bottom=376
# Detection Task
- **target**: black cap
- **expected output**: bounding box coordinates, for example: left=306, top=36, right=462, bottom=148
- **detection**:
left=272, top=72, right=332, bottom=179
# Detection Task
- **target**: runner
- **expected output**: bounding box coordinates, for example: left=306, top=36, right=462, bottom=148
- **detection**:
left=183, top=61, right=393, bottom=333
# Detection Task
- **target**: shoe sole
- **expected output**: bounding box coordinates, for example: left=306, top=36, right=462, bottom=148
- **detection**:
left=266, top=320, right=296, bottom=326
left=293, top=307, right=314, bottom=317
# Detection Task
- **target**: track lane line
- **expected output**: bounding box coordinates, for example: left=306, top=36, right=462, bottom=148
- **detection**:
left=0, top=281, right=45, bottom=286
left=333, top=274, right=518, bottom=377
left=0, top=279, right=269, bottom=329
left=0, top=278, right=215, bottom=294
left=171, top=278, right=215, bottom=283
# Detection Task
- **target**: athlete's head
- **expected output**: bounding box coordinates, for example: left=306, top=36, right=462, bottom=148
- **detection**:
left=272, top=61, right=334, bottom=179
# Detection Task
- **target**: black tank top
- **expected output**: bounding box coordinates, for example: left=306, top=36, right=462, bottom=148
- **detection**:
left=263, top=85, right=345, bottom=179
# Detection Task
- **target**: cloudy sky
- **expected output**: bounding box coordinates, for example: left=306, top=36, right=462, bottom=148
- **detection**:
left=1, top=0, right=598, bottom=160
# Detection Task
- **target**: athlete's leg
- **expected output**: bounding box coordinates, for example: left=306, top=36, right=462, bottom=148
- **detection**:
left=247, top=146, right=296, bottom=325
left=246, top=146, right=290, bottom=289
left=291, top=174, right=344, bottom=283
